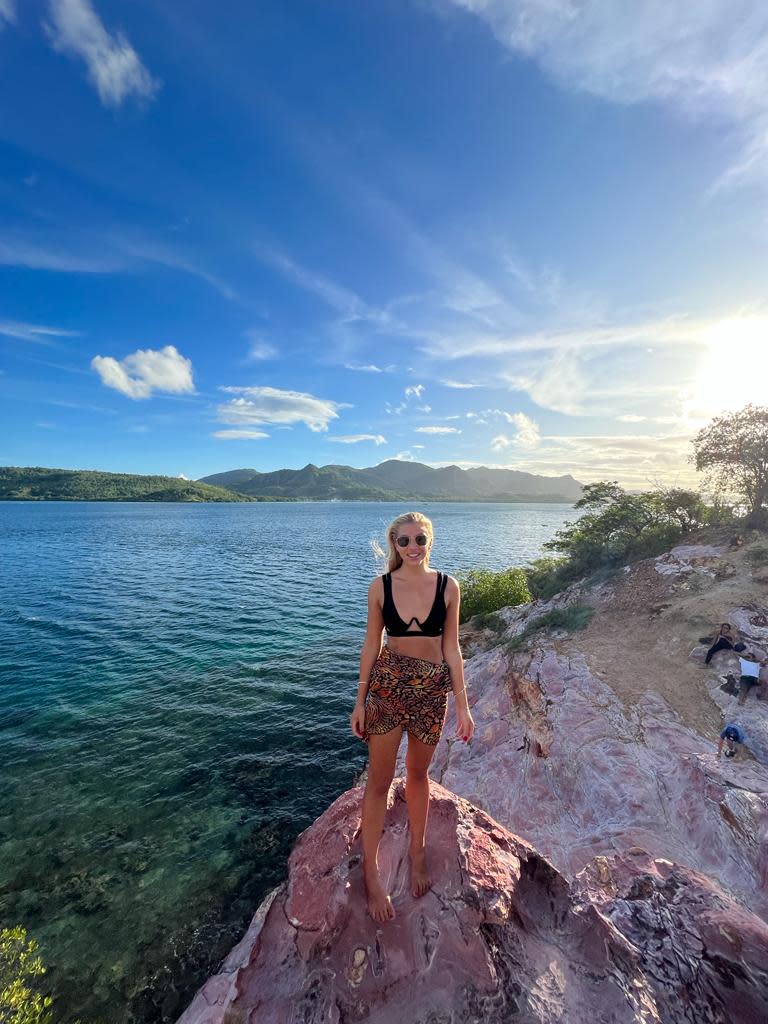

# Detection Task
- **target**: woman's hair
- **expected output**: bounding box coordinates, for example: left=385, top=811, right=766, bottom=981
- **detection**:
left=721, top=623, right=732, bottom=631
left=372, top=511, right=434, bottom=574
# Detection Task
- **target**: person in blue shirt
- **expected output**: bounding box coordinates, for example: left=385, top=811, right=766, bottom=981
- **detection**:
left=718, top=724, right=745, bottom=758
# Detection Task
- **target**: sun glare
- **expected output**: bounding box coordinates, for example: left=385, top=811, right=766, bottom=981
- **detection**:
left=690, top=315, right=768, bottom=419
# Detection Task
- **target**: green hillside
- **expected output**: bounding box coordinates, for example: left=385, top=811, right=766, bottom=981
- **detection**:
left=0, top=467, right=256, bottom=502
left=201, top=460, right=583, bottom=502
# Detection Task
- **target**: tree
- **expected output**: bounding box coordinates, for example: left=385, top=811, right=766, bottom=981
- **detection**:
left=0, top=927, right=53, bottom=1024
left=693, top=404, right=768, bottom=527
left=542, top=482, right=709, bottom=579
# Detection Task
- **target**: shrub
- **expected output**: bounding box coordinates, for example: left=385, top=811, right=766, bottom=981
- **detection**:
left=507, top=604, right=595, bottom=652
left=472, top=611, right=506, bottom=633
left=746, top=544, right=768, bottom=567
left=542, top=482, right=709, bottom=582
left=458, top=567, right=531, bottom=623
left=524, top=556, right=571, bottom=600
left=0, top=927, right=53, bottom=1024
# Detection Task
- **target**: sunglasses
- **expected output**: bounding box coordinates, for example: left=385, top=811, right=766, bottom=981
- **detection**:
left=395, top=534, right=429, bottom=548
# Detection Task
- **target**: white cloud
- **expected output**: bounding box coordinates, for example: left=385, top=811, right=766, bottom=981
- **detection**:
left=345, top=362, right=384, bottom=373
left=405, top=384, right=425, bottom=398
left=91, top=345, right=194, bottom=400
left=0, top=320, right=81, bottom=343
left=256, top=248, right=388, bottom=326
left=394, top=450, right=418, bottom=461
left=415, top=425, right=462, bottom=435
left=617, top=414, right=647, bottom=423
left=503, top=411, right=541, bottom=447
left=0, top=235, right=124, bottom=273
left=212, top=429, right=270, bottom=440
left=440, top=379, right=479, bottom=389
left=244, top=331, right=277, bottom=361
left=0, top=1, right=16, bottom=26
left=328, top=434, right=387, bottom=445
left=439, top=1, right=768, bottom=189
left=218, top=385, right=343, bottom=433
left=45, top=0, right=160, bottom=108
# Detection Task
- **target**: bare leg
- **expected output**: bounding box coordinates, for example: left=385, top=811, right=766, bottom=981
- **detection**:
left=361, top=727, right=403, bottom=922
left=405, top=734, right=439, bottom=898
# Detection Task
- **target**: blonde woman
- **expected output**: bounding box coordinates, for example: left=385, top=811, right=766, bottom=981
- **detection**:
left=350, top=512, right=474, bottom=922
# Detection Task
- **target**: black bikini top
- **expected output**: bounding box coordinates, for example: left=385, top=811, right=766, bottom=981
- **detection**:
left=382, top=571, right=448, bottom=637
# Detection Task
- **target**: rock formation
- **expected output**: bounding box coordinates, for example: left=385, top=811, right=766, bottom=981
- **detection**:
left=179, top=538, right=768, bottom=1023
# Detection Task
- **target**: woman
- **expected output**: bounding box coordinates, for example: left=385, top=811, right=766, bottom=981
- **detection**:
left=704, top=623, right=738, bottom=665
left=350, top=511, right=474, bottom=923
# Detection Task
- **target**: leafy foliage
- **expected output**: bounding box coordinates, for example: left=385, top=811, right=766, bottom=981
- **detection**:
left=458, top=567, right=531, bottom=623
left=524, top=556, right=572, bottom=601
left=745, top=544, right=768, bottom=567
left=540, top=482, right=710, bottom=584
left=693, top=404, right=768, bottom=527
left=507, top=604, right=595, bottom=652
left=0, top=927, right=53, bottom=1024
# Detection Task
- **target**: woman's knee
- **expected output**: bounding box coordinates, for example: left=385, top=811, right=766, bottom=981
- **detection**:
left=405, top=759, right=430, bottom=782
left=365, top=771, right=395, bottom=799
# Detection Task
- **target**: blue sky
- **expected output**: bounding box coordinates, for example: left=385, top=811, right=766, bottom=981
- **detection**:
left=2, top=0, right=768, bottom=487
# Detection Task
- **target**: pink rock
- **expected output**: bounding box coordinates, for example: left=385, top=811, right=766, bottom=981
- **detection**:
left=178, top=782, right=768, bottom=1024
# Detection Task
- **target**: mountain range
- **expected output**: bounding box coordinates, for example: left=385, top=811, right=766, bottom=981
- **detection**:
left=199, top=460, right=583, bottom=502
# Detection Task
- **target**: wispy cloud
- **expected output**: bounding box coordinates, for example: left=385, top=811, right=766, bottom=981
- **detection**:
left=0, top=320, right=81, bottom=343
left=345, top=362, right=385, bottom=373
left=256, top=247, right=389, bottom=327
left=0, top=234, right=125, bottom=273
left=415, top=425, right=462, bottom=435
left=440, top=379, right=479, bottom=389
left=489, top=412, right=541, bottom=450
left=212, top=429, right=270, bottom=440
left=439, top=1, right=768, bottom=190
left=328, top=434, right=387, bottom=445
left=244, top=331, right=277, bottom=361
left=0, top=0, right=16, bottom=27
left=218, top=385, right=344, bottom=433
left=45, top=0, right=160, bottom=108
left=92, top=345, right=194, bottom=400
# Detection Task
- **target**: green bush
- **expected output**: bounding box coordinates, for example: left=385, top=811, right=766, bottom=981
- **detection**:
left=458, top=567, right=531, bottom=623
left=542, top=483, right=709, bottom=583
left=472, top=611, right=506, bottom=633
left=524, top=556, right=571, bottom=601
left=507, top=604, right=595, bottom=652
left=746, top=544, right=768, bottom=566
left=0, top=927, right=53, bottom=1024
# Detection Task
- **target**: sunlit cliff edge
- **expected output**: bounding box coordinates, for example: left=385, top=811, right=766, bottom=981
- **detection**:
left=178, top=536, right=768, bottom=1023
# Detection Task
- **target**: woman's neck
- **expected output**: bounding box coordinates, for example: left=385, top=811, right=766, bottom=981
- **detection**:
left=396, top=561, right=432, bottom=578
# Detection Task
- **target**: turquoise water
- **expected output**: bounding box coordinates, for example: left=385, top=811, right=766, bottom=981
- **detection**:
left=0, top=500, right=576, bottom=1022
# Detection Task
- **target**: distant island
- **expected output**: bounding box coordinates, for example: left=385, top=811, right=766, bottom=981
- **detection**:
left=0, top=467, right=256, bottom=502
left=0, top=461, right=583, bottom=503
left=199, top=460, right=583, bottom=502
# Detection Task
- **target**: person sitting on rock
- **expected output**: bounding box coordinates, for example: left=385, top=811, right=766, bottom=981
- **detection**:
left=737, top=652, right=767, bottom=704
left=718, top=723, right=745, bottom=758
left=350, top=512, right=474, bottom=923
left=704, top=623, right=740, bottom=664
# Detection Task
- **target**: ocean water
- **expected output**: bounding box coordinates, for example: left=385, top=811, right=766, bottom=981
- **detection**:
left=0, top=500, right=578, bottom=1022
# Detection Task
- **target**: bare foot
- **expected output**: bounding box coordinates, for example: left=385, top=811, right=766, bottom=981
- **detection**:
left=409, top=848, right=432, bottom=898
left=363, top=864, right=395, bottom=923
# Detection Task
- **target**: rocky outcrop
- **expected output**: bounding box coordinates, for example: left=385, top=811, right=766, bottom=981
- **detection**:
left=178, top=782, right=768, bottom=1024
left=179, top=538, right=768, bottom=1023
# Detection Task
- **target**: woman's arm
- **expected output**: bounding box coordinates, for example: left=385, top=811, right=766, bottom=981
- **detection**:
left=442, top=577, right=474, bottom=741
left=355, top=577, right=385, bottom=706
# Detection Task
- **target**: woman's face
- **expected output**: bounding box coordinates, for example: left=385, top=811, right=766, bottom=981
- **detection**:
left=393, top=522, right=432, bottom=567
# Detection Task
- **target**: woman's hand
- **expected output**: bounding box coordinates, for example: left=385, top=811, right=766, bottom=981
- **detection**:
left=350, top=701, right=366, bottom=740
left=456, top=707, right=475, bottom=744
